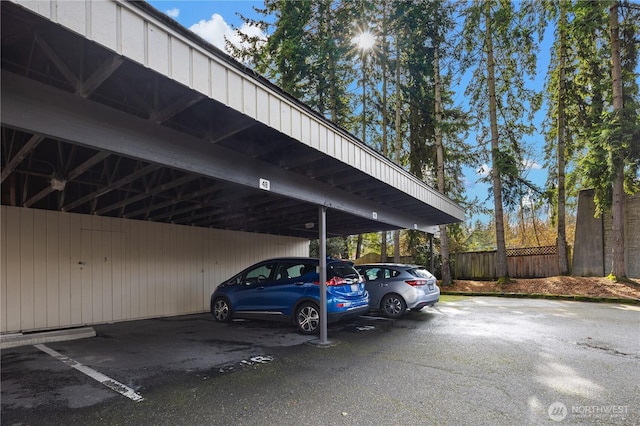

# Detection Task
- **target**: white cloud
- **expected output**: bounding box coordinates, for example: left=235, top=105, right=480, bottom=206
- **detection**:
left=165, top=8, right=179, bottom=18
left=522, top=159, right=542, bottom=170
left=189, top=14, right=265, bottom=56
left=477, top=163, right=491, bottom=178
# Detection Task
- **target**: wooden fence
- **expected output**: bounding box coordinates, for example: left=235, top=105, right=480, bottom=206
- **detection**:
left=453, top=246, right=561, bottom=279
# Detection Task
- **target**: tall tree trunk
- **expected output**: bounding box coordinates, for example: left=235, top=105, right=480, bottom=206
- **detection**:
left=380, top=6, right=389, bottom=263
left=355, top=234, right=363, bottom=260
left=356, top=48, right=368, bottom=261
left=557, top=0, right=569, bottom=275
left=393, top=40, right=402, bottom=263
left=433, top=43, right=451, bottom=284
left=609, top=2, right=626, bottom=280
left=485, top=3, right=509, bottom=280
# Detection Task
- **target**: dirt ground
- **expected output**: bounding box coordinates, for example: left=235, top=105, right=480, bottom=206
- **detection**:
left=444, top=276, right=640, bottom=301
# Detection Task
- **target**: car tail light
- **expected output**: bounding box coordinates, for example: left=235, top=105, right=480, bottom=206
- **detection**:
left=313, top=277, right=347, bottom=286
left=405, top=279, right=426, bottom=286
left=327, top=277, right=347, bottom=286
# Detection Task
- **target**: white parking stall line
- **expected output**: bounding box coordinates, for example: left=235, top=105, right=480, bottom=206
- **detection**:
left=34, top=344, right=144, bottom=402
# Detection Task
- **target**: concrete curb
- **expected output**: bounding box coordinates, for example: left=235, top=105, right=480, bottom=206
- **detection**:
left=441, top=291, right=640, bottom=305
left=1, top=327, right=96, bottom=349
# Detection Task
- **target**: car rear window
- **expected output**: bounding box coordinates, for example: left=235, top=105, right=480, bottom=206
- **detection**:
left=408, top=268, right=434, bottom=279
left=328, top=262, right=359, bottom=279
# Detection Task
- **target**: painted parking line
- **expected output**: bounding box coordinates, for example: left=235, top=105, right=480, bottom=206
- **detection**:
left=34, top=344, right=144, bottom=403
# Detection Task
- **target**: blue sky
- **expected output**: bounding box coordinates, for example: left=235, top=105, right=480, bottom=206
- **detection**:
left=147, top=0, right=549, bottom=224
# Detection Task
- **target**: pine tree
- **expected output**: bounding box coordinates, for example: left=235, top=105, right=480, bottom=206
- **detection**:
left=459, top=0, right=544, bottom=281
left=571, top=0, right=640, bottom=281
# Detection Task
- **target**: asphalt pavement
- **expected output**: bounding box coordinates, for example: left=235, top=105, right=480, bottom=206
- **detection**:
left=2, top=297, right=639, bottom=425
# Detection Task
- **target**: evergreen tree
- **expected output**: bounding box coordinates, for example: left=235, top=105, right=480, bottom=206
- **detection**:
left=571, top=0, right=639, bottom=281
left=459, top=0, right=544, bottom=281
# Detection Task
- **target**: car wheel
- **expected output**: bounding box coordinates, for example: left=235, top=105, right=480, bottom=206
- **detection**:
left=212, top=297, right=232, bottom=322
left=381, top=294, right=406, bottom=318
left=295, top=302, right=320, bottom=335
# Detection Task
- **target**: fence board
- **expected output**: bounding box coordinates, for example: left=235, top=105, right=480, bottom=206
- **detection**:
left=454, top=246, right=560, bottom=279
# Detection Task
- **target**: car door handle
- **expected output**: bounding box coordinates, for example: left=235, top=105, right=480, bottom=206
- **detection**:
left=257, top=286, right=265, bottom=290
left=294, top=281, right=304, bottom=286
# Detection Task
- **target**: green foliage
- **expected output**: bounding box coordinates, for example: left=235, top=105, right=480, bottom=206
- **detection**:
left=309, top=237, right=348, bottom=259
left=459, top=0, right=545, bottom=211
left=567, top=0, right=640, bottom=214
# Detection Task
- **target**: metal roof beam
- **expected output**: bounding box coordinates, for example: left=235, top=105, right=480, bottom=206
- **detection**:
left=23, top=150, right=109, bottom=208
left=62, top=163, right=159, bottom=212
left=1, top=133, right=44, bottom=183
left=2, top=71, right=463, bottom=230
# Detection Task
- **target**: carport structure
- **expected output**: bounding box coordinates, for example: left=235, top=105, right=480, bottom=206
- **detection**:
left=1, top=0, right=464, bottom=340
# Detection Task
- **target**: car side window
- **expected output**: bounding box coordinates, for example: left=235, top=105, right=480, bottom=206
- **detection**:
left=275, top=262, right=308, bottom=281
left=244, top=263, right=276, bottom=285
left=362, top=267, right=381, bottom=281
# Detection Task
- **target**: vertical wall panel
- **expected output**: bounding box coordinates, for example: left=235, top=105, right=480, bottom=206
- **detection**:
left=20, top=209, right=35, bottom=330
left=33, top=210, right=47, bottom=328
left=90, top=0, right=117, bottom=51
left=211, top=62, right=227, bottom=104
left=69, top=212, right=82, bottom=325
left=128, top=220, right=140, bottom=318
left=147, top=23, right=169, bottom=75
left=269, top=95, right=281, bottom=131
left=1, top=206, right=308, bottom=333
left=326, top=130, right=335, bottom=157
left=227, top=72, right=243, bottom=111
left=192, top=50, right=209, bottom=95
left=46, top=211, right=60, bottom=327
left=291, top=109, right=301, bottom=141
left=55, top=0, right=86, bottom=35
left=243, top=79, right=257, bottom=119
left=170, top=38, right=191, bottom=86
left=1, top=206, right=6, bottom=332
left=154, top=222, right=163, bottom=316
left=15, top=1, right=52, bottom=20
left=5, top=207, right=21, bottom=331
left=138, top=221, right=149, bottom=317
left=120, top=7, right=145, bottom=63
left=111, top=220, right=124, bottom=321
left=58, top=212, right=71, bottom=327
left=301, top=115, right=311, bottom=145
left=1, top=207, right=21, bottom=332
left=280, top=102, right=291, bottom=136
left=80, top=216, right=93, bottom=323
left=318, top=127, right=327, bottom=154
left=256, top=87, right=269, bottom=125
left=310, top=120, right=319, bottom=150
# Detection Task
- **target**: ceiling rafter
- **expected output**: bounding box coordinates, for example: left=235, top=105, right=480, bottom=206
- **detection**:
left=150, top=91, right=205, bottom=124
left=1, top=133, right=44, bottom=183
left=95, top=173, right=199, bottom=215
left=80, top=55, right=124, bottom=98
left=120, top=185, right=206, bottom=219
left=63, top=163, right=159, bottom=212
left=34, top=34, right=79, bottom=90
left=23, top=150, right=110, bottom=208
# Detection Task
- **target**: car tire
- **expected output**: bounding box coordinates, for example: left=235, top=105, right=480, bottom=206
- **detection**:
left=212, top=297, right=232, bottom=322
left=381, top=293, right=406, bottom=318
left=295, top=302, right=320, bottom=335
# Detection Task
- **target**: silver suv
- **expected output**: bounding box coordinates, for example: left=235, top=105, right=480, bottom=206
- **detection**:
left=355, top=263, right=440, bottom=318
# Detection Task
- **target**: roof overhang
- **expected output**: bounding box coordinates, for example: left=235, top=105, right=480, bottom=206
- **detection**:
left=1, top=0, right=465, bottom=238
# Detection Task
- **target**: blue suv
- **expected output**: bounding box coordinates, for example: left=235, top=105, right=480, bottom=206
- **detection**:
left=210, top=258, right=369, bottom=334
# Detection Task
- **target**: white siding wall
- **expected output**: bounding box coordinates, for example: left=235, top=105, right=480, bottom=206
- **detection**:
left=0, top=205, right=309, bottom=333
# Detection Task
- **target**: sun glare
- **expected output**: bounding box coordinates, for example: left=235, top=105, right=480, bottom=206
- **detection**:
left=354, top=30, right=376, bottom=51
